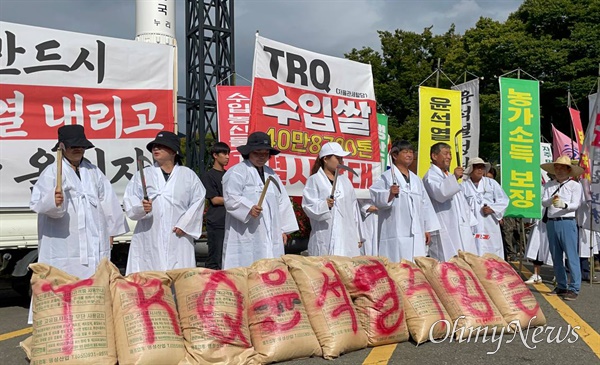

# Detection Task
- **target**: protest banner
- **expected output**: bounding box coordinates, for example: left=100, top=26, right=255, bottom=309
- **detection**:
left=451, top=79, right=480, bottom=167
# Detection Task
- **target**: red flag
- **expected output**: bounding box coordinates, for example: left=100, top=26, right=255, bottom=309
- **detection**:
left=568, top=107, right=584, bottom=153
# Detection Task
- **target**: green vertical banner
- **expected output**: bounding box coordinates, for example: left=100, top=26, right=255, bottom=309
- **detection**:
left=377, top=113, right=390, bottom=170
left=499, top=78, right=541, bottom=218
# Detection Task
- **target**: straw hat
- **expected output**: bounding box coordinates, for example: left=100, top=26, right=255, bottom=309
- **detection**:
left=540, top=155, right=584, bottom=177
left=464, top=157, right=491, bottom=175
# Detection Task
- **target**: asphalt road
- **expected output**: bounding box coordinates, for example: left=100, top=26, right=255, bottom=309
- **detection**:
left=0, top=262, right=598, bottom=365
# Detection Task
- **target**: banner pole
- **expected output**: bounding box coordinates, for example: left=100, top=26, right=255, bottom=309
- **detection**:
left=435, top=58, right=441, bottom=88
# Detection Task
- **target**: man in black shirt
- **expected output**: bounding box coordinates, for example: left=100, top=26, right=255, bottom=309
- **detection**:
left=200, top=142, right=230, bottom=269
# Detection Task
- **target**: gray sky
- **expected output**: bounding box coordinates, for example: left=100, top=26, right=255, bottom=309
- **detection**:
left=0, top=0, right=523, bottom=127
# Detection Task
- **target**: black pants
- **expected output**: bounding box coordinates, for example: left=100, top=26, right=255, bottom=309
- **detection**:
left=205, top=226, right=224, bottom=270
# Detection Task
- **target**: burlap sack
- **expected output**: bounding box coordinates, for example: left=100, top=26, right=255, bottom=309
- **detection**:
left=28, top=259, right=117, bottom=365
left=281, top=255, right=367, bottom=359
left=459, top=251, right=546, bottom=329
left=20, top=335, right=32, bottom=360
left=108, top=263, right=185, bottom=365
left=168, top=267, right=257, bottom=365
left=330, top=256, right=409, bottom=346
left=387, top=260, right=451, bottom=344
left=248, top=258, right=322, bottom=363
left=415, top=256, right=507, bottom=340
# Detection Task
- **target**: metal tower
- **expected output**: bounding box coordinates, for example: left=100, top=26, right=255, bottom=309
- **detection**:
left=183, top=0, right=235, bottom=172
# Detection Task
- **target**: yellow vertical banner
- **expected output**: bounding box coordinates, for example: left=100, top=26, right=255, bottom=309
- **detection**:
left=417, top=87, right=463, bottom=177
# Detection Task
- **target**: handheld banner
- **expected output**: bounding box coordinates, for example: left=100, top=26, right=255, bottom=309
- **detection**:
left=0, top=22, right=175, bottom=207
left=216, top=85, right=252, bottom=166
left=417, top=86, right=462, bottom=177
left=499, top=78, right=541, bottom=218
left=248, top=35, right=380, bottom=197
left=451, top=79, right=480, bottom=167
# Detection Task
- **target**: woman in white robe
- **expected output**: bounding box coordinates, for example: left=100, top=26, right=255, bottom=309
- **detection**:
left=370, top=140, right=439, bottom=262
left=30, top=125, right=128, bottom=280
left=124, top=131, right=206, bottom=274
left=302, top=142, right=364, bottom=257
left=222, top=132, right=298, bottom=269
left=462, top=158, right=509, bottom=258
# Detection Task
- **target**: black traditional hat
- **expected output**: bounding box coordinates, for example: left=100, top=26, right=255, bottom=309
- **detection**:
left=146, top=131, right=181, bottom=155
left=237, top=132, right=280, bottom=156
left=51, top=125, right=94, bottom=151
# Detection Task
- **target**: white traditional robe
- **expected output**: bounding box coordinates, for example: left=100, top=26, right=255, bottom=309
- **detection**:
left=423, top=164, right=478, bottom=261
left=302, top=168, right=364, bottom=257
left=358, top=199, right=378, bottom=257
left=577, top=200, right=600, bottom=258
left=222, top=160, right=298, bottom=269
left=30, top=157, right=129, bottom=279
left=370, top=168, right=440, bottom=262
left=462, top=176, right=509, bottom=258
left=525, top=219, right=553, bottom=265
left=124, top=163, right=206, bottom=274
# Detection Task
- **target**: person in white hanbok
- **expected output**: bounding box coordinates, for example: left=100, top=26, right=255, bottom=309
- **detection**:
left=423, top=142, right=478, bottom=261
left=31, top=125, right=129, bottom=279
left=524, top=177, right=555, bottom=284
left=222, top=132, right=298, bottom=269
left=370, top=140, right=439, bottom=262
left=358, top=199, right=378, bottom=256
left=302, top=142, right=364, bottom=257
left=30, top=125, right=129, bottom=323
left=462, top=157, right=509, bottom=258
left=124, top=131, right=206, bottom=274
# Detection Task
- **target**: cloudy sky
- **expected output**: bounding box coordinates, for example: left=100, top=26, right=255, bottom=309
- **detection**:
left=1, top=0, right=524, bottom=126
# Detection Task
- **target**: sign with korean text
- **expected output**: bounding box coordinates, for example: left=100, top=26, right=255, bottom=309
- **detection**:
left=581, top=96, right=600, bottom=232
left=451, top=79, right=480, bottom=167
left=216, top=85, right=251, bottom=166
left=377, top=113, right=390, bottom=170
left=249, top=35, right=380, bottom=198
left=540, top=142, right=553, bottom=184
left=417, top=87, right=462, bottom=177
left=0, top=22, right=175, bottom=207
left=499, top=78, right=541, bottom=219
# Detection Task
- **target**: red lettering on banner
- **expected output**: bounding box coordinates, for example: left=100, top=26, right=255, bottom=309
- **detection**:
left=440, top=262, right=495, bottom=321
left=271, top=155, right=287, bottom=182
left=316, top=262, right=358, bottom=333
left=118, top=278, right=181, bottom=345
left=399, top=262, right=446, bottom=329
left=40, top=279, right=94, bottom=355
left=353, top=260, right=403, bottom=335
left=197, top=271, right=250, bottom=347
left=288, top=157, right=307, bottom=185
left=0, top=85, right=173, bottom=139
left=483, top=259, right=540, bottom=317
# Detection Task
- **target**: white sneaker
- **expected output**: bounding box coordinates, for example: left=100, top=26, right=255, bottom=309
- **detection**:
left=524, top=274, right=542, bottom=284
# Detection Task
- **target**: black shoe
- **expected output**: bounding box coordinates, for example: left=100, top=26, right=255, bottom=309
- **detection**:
left=548, top=287, right=568, bottom=296
left=563, top=291, right=578, bottom=301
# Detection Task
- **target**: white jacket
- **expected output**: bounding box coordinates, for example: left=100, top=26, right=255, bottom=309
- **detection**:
left=124, top=164, right=205, bottom=274
left=422, top=164, right=477, bottom=261
left=302, top=168, right=364, bottom=257
left=462, top=177, right=509, bottom=258
left=222, top=160, right=298, bottom=269
left=30, top=158, right=129, bottom=279
left=370, top=167, right=439, bottom=262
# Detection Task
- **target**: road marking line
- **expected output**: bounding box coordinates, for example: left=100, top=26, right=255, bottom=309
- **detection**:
left=0, top=327, right=32, bottom=342
left=520, top=265, right=600, bottom=357
left=362, top=343, right=397, bottom=365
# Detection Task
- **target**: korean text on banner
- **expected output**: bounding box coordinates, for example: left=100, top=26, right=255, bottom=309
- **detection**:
left=499, top=78, right=541, bottom=219
left=377, top=113, right=389, bottom=171
left=451, top=79, right=480, bottom=167
left=540, top=142, right=553, bottom=184
left=216, top=85, right=252, bottom=166
left=249, top=35, right=380, bottom=198
left=0, top=22, right=175, bottom=208
left=417, top=86, right=462, bottom=177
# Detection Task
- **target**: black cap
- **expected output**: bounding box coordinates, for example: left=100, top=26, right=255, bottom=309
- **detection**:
left=52, top=125, right=94, bottom=151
